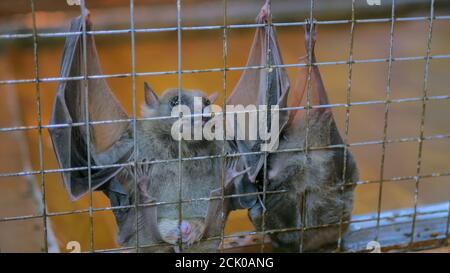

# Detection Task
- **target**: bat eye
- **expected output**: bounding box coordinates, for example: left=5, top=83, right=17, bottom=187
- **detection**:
left=203, top=97, right=211, bottom=107
left=169, top=96, right=179, bottom=107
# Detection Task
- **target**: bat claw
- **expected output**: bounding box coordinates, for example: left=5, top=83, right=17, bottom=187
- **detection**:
left=225, top=168, right=248, bottom=184
left=234, top=167, right=251, bottom=177
left=80, top=7, right=91, bottom=20
left=133, top=158, right=156, bottom=203
left=257, top=0, right=270, bottom=23
left=257, top=195, right=267, bottom=213
left=304, top=19, right=317, bottom=53
left=298, top=54, right=308, bottom=62
left=224, top=157, right=250, bottom=184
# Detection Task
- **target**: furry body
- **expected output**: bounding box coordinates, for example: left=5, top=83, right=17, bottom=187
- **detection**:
left=248, top=109, right=358, bottom=252
left=115, top=88, right=227, bottom=252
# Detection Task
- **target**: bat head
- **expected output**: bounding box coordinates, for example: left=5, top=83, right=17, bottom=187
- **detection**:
left=141, top=82, right=218, bottom=144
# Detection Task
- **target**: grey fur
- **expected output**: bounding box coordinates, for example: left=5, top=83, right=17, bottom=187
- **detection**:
left=116, top=88, right=227, bottom=251
left=246, top=20, right=358, bottom=252
left=249, top=111, right=358, bottom=252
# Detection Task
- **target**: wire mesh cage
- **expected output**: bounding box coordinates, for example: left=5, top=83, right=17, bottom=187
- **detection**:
left=0, top=0, right=449, bottom=253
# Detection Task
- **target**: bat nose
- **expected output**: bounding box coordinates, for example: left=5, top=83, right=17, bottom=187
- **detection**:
left=202, top=107, right=212, bottom=125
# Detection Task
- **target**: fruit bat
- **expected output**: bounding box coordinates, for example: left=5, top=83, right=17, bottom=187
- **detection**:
left=225, top=1, right=289, bottom=212
left=233, top=17, right=359, bottom=252
left=227, top=1, right=290, bottom=184
left=48, top=10, right=249, bottom=252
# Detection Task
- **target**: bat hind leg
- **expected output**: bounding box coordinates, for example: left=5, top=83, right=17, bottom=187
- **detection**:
left=304, top=19, right=318, bottom=52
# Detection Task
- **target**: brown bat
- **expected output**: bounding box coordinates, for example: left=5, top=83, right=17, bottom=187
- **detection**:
left=225, top=1, right=289, bottom=213
left=227, top=3, right=358, bottom=252
left=227, top=1, right=290, bottom=184
left=48, top=11, right=249, bottom=252
left=257, top=23, right=358, bottom=252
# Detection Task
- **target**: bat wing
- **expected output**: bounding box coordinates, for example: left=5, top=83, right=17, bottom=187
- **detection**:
left=227, top=3, right=290, bottom=183
left=269, top=21, right=358, bottom=183
left=287, top=21, right=329, bottom=127
left=49, top=12, right=133, bottom=201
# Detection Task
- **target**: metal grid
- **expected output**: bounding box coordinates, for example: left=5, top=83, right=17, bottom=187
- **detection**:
left=0, top=0, right=448, bottom=253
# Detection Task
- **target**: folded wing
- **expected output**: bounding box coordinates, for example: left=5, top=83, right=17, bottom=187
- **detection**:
left=227, top=1, right=290, bottom=183
left=49, top=11, right=132, bottom=200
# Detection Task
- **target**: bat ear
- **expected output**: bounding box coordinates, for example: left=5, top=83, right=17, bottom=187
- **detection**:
left=144, top=82, right=160, bottom=108
left=208, top=92, right=219, bottom=104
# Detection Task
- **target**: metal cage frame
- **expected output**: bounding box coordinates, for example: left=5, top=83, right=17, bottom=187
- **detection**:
left=0, top=0, right=449, bottom=253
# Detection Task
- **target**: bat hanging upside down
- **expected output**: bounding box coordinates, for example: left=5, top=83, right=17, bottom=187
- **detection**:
left=48, top=10, right=250, bottom=252
left=226, top=1, right=359, bottom=252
